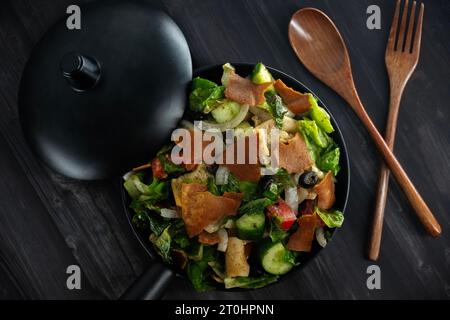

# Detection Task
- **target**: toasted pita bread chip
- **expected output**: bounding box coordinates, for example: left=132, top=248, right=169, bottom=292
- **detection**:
left=225, top=71, right=272, bottom=106
left=279, top=133, right=313, bottom=173
left=287, top=214, right=319, bottom=252
left=274, top=79, right=313, bottom=115
left=314, top=171, right=336, bottom=210
left=182, top=191, right=242, bottom=238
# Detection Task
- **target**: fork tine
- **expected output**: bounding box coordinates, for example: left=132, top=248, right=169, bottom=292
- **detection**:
left=396, top=0, right=410, bottom=51
left=412, top=3, right=424, bottom=54
left=387, top=0, right=401, bottom=50
left=405, top=1, right=417, bottom=52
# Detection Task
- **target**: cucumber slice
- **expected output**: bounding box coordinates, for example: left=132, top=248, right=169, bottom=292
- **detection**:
left=250, top=63, right=275, bottom=94
left=259, top=241, right=295, bottom=275
left=236, top=211, right=265, bottom=240
left=211, top=100, right=241, bottom=123
left=250, top=63, right=274, bottom=84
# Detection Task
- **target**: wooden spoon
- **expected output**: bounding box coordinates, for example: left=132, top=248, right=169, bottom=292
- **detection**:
left=288, top=8, right=441, bottom=237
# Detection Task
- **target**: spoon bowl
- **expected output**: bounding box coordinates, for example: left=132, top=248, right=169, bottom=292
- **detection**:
left=289, top=8, right=346, bottom=74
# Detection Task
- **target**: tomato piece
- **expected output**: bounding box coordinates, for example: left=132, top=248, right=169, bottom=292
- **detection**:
left=151, top=158, right=167, bottom=179
left=266, top=199, right=297, bottom=231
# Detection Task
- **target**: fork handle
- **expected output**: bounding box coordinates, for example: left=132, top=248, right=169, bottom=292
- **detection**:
left=346, top=92, right=442, bottom=238
left=368, top=85, right=404, bottom=261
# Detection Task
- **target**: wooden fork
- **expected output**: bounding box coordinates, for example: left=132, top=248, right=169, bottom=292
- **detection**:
left=368, top=0, right=425, bottom=261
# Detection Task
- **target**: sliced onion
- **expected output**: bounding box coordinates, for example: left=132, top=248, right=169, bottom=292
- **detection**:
left=215, top=166, right=230, bottom=185
left=293, top=173, right=302, bottom=185
left=297, top=187, right=317, bottom=203
left=260, top=167, right=277, bottom=176
left=316, top=227, right=327, bottom=248
left=204, top=221, right=221, bottom=233
left=122, top=171, right=134, bottom=181
left=311, top=165, right=325, bottom=179
left=282, top=116, right=298, bottom=133
left=285, top=186, right=299, bottom=215
left=217, top=228, right=229, bottom=252
left=285, top=109, right=295, bottom=118
left=208, top=261, right=226, bottom=279
left=160, top=208, right=180, bottom=219
left=223, top=218, right=236, bottom=229
left=199, top=104, right=249, bottom=132
left=211, top=274, right=224, bottom=283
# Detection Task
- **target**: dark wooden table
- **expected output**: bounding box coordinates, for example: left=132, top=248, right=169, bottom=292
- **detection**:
left=0, top=0, right=449, bottom=300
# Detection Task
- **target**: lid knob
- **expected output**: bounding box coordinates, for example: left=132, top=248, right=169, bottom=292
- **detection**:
left=60, top=52, right=101, bottom=91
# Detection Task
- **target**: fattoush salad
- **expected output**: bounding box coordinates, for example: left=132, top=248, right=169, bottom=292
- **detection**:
left=124, top=63, right=344, bottom=291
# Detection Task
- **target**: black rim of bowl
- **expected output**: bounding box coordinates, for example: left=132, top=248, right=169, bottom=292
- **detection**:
left=121, top=62, right=350, bottom=292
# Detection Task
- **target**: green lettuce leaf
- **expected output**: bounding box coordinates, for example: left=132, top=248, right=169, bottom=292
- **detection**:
left=219, top=173, right=259, bottom=202
left=310, top=98, right=334, bottom=133
left=316, top=208, right=344, bottom=228
left=158, top=154, right=185, bottom=176
left=186, top=242, right=204, bottom=261
left=317, top=147, right=341, bottom=176
left=150, top=226, right=172, bottom=263
left=238, top=198, right=273, bottom=215
left=169, top=220, right=190, bottom=249
left=130, top=195, right=160, bottom=214
left=186, top=261, right=215, bottom=292
left=219, top=173, right=240, bottom=194
left=130, top=200, right=170, bottom=236
left=265, top=91, right=286, bottom=129
left=124, top=174, right=169, bottom=202
left=298, top=119, right=330, bottom=148
left=238, top=181, right=259, bottom=202
left=269, top=221, right=289, bottom=243
left=299, top=128, right=321, bottom=161
left=207, top=176, right=221, bottom=196
left=189, top=77, right=225, bottom=113
left=186, top=246, right=218, bottom=292
left=263, top=182, right=281, bottom=202
left=297, top=116, right=340, bottom=168
left=275, top=168, right=295, bottom=188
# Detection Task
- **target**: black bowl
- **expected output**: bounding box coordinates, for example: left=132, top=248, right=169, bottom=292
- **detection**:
left=121, top=63, right=350, bottom=297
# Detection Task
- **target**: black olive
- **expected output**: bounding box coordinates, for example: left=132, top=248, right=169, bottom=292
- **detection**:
left=299, top=171, right=319, bottom=188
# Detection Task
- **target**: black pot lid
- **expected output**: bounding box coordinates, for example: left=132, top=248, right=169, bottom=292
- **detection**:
left=19, top=0, right=192, bottom=180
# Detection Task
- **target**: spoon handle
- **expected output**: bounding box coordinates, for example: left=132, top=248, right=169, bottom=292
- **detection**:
left=368, top=85, right=403, bottom=261
left=350, top=95, right=441, bottom=237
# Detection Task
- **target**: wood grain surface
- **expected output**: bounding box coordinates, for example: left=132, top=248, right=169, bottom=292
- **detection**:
left=0, top=0, right=449, bottom=300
